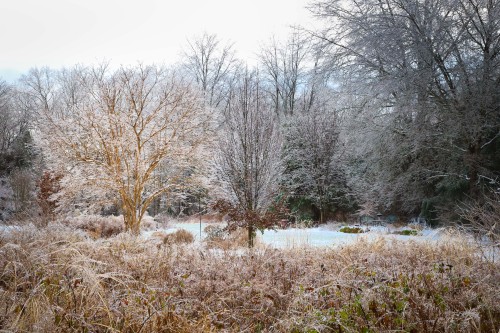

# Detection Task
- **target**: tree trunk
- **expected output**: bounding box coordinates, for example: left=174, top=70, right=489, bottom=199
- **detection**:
left=123, top=205, right=141, bottom=236
left=129, top=216, right=141, bottom=236
left=248, top=222, right=254, bottom=248
left=465, top=141, right=481, bottom=200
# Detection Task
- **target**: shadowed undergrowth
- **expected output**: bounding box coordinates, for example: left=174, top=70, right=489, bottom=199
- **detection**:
left=0, top=225, right=498, bottom=332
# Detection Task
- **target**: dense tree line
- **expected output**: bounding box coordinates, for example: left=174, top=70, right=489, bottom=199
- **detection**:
left=309, top=0, right=500, bottom=223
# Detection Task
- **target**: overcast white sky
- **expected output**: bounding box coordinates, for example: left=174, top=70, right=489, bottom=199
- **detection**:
left=0, top=0, right=315, bottom=82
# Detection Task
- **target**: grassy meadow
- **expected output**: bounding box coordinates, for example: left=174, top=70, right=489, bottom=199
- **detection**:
left=0, top=222, right=498, bottom=332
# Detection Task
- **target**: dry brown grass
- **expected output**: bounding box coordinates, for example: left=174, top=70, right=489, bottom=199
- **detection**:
left=204, top=226, right=257, bottom=250
left=60, top=214, right=125, bottom=238
left=163, top=229, right=195, bottom=245
left=57, top=214, right=162, bottom=239
left=0, top=224, right=499, bottom=332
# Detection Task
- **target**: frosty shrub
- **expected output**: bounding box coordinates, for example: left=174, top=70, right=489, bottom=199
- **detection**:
left=392, top=229, right=419, bottom=236
left=163, top=229, right=195, bottom=245
left=226, top=228, right=252, bottom=248
left=63, top=215, right=124, bottom=238
left=294, top=218, right=315, bottom=229
left=204, top=224, right=254, bottom=249
left=460, top=192, right=500, bottom=245
left=211, top=198, right=287, bottom=248
left=36, top=171, right=62, bottom=225
left=204, top=224, right=227, bottom=242
left=140, top=214, right=159, bottom=231
left=153, top=213, right=172, bottom=226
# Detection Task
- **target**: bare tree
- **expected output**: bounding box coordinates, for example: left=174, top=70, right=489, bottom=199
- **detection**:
left=25, top=65, right=211, bottom=234
left=259, top=31, right=309, bottom=117
left=214, top=70, right=282, bottom=247
left=19, top=68, right=57, bottom=114
left=9, top=169, right=33, bottom=214
left=183, top=32, right=241, bottom=109
left=0, top=81, right=15, bottom=154
left=0, top=80, right=32, bottom=174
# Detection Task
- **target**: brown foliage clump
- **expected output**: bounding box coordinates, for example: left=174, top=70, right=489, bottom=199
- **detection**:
left=0, top=225, right=499, bottom=332
left=163, top=229, right=195, bottom=245
left=61, top=215, right=125, bottom=238
left=212, top=198, right=288, bottom=247
left=212, top=199, right=288, bottom=232
left=36, top=171, right=63, bottom=224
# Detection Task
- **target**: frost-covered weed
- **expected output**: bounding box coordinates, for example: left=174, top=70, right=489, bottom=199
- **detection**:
left=0, top=226, right=498, bottom=332
left=57, top=214, right=161, bottom=239
left=140, top=214, right=159, bottom=231
left=204, top=225, right=257, bottom=249
left=163, top=229, right=195, bottom=245
left=59, top=214, right=125, bottom=238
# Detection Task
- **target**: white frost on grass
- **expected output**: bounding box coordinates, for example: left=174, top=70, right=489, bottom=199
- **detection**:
left=0, top=225, right=23, bottom=233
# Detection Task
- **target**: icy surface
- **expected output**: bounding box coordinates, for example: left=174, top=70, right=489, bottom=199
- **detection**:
left=142, top=222, right=446, bottom=248
left=0, top=221, right=447, bottom=248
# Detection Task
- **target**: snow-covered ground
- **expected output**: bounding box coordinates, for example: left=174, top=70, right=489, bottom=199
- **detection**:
left=143, top=222, right=446, bottom=248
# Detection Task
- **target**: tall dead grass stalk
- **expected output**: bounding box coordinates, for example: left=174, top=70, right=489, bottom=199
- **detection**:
left=0, top=225, right=498, bottom=332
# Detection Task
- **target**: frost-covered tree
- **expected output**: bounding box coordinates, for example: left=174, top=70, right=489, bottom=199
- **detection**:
left=282, top=88, right=352, bottom=223
left=213, top=70, right=282, bottom=247
left=310, top=0, right=500, bottom=219
left=24, top=65, right=211, bottom=234
left=259, top=31, right=310, bottom=117
left=0, top=80, right=33, bottom=174
left=183, top=32, right=241, bottom=110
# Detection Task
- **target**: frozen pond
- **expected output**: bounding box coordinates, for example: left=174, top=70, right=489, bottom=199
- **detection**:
left=0, top=221, right=447, bottom=248
left=143, top=222, right=446, bottom=248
